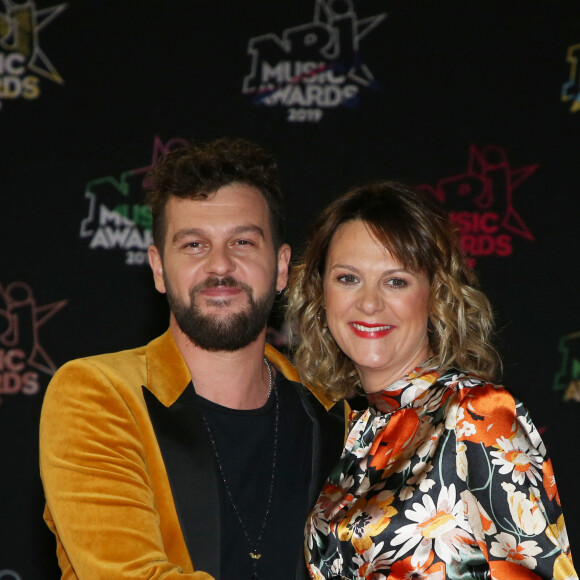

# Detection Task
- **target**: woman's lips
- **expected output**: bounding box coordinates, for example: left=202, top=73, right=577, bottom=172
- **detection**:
left=349, top=321, right=394, bottom=338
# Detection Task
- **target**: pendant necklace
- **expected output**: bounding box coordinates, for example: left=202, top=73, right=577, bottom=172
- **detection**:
left=202, top=358, right=278, bottom=579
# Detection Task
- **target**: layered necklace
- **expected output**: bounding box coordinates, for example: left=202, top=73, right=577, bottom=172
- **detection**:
left=202, top=358, right=278, bottom=579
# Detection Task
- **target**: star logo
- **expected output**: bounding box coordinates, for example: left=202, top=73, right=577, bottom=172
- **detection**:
left=0, top=281, right=67, bottom=376
left=0, top=0, right=67, bottom=110
left=242, top=0, right=387, bottom=120
left=79, top=136, right=189, bottom=263
left=0, top=0, right=67, bottom=83
left=420, top=145, right=538, bottom=241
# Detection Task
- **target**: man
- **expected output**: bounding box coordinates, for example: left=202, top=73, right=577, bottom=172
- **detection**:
left=40, top=138, right=346, bottom=579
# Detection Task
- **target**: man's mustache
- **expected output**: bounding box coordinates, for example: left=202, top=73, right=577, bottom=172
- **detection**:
left=191, top=276, right=253, bottom=295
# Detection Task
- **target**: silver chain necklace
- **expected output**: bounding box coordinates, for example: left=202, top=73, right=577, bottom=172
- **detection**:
left=201, top=358, right=278, bottom=579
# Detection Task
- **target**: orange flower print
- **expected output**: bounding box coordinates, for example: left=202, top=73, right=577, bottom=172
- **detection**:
left=456, top=383, right=517, bottom=447
left=543, top=459, right=561, bottom=505
left=337, top=490, right=397, bottom=554
left=387, top=552, right=445, bottom=579
left=369, top=408, right=421, bottom=472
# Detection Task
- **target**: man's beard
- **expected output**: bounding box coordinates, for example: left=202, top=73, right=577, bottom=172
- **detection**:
left=166, top=273, right=277, bottom=352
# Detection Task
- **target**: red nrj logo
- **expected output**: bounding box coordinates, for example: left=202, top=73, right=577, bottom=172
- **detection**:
left=0, top=281, right=67, bottom=402
left=418, top=145, right=538, bottom=260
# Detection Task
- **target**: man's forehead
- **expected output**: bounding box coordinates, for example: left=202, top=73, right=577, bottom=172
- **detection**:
left=164, top=186, right=272, bottom=237
left=168, top=184, right=267, bottom=212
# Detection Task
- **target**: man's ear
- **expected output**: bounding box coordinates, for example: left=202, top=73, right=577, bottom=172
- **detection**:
left=148, top=245, right=167, bottom=294
left=276, top=243, right=291, bottom=292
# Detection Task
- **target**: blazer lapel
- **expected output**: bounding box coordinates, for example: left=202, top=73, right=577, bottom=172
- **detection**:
left=302, top=389, right=346, bottom=508
left=143, top=383, right=220, bottom=578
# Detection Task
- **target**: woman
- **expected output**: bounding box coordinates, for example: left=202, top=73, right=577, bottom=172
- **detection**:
left=287, top=182, right=576, bottom=580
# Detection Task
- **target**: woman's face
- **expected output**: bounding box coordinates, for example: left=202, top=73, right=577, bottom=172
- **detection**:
left=323, top=220, right=431, bottom=392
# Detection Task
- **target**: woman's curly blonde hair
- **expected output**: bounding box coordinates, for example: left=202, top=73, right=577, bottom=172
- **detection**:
left=286, top=181, right=501, bottom=400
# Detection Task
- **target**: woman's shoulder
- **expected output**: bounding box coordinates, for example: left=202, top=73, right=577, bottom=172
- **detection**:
left=434, top=369, right=536, bottom=447
left=436, top=369, right=513, bottom=402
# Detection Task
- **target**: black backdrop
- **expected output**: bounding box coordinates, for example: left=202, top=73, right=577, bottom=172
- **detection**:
left=1, top=2, right=579, bottom=578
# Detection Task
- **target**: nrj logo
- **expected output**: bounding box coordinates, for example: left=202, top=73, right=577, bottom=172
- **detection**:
left=79, top=136, right=188, bottom=266
left=418, top=145, right=538, bottom=261
left=242, top=0, right=386, bottom=123
left=0, top=0, right=67, bottom=111
left=0, top=281, right=67, bottom=403
left=561, top=43, right=580, bottom=113
left=554, top=331, right=580, bottom=402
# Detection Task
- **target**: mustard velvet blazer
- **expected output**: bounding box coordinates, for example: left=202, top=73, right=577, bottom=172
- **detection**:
left=40, top=330, right=346, bottom=579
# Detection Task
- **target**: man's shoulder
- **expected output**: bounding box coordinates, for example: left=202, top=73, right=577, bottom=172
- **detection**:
left=49, top=330, right=178, bottom=392
left=49, top=343, right=149, bottom=394
left=55, top=341, right=147, bottom=374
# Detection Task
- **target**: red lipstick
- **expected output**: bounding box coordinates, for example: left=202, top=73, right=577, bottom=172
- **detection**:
left=349, top=321, right=394, bottom=339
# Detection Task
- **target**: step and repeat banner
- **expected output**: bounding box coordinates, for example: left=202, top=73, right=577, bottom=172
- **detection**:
left=1, top=1, right=579, bottom=577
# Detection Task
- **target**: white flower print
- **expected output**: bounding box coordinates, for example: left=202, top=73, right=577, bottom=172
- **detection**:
left=307, top=563, right=326, bottom=580
left=329, top=552, right=344, bottom=576
left=401, top=382, right=431, bottom=407
left=351, top=541, right=394, bottom=579
left=457, top=420, right=476, bottom=438
left=456, top=441, right=468, bottom=482
left=460, top=489, right=497, bottom=542
left=416, top=422, right=444, bottom=459
left=445, top=400, right=462, bottom=430
left=391, top=484, right=475, bottom=566
left=419, top=478, right=436, bottom=493
left=406, top=460, right=435, bottom=492
left=490, top=532, right=542, bottom=569
left=306, top=506, right=331, bottom=549
left=346, top=411, right=374, bottom=457
left=502, top=482, right=546, bottom=535
left=491, top=432, right=543, bottom=486
left=518, top=414, right=546, bottom=456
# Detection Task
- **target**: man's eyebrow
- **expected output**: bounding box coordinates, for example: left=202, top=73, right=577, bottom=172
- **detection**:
left=231, top=224, right=265, bottom=238
left=172, top=228, right=205, bottom=244
left=171, top=225, right=265, bottom=244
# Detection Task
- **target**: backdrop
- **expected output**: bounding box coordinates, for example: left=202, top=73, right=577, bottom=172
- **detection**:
left=1, top=1, right=579, bottom=577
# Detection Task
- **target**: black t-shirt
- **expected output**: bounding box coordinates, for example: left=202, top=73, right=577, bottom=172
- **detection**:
left=198, top=373, right=313, bottom=579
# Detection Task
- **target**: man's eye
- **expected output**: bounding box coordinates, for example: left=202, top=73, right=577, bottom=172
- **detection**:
left=234, top=239, right=254, bottom=246
left=183, top=241, right=204, bottom=251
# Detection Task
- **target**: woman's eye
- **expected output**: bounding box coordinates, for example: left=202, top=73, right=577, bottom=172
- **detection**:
left=337, top=274, right=358, bottom=284
left=387, top=278, right=407, bottom=288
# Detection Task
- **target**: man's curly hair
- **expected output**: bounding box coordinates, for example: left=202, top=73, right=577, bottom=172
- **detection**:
left=144, top=137, right=286, bottom=252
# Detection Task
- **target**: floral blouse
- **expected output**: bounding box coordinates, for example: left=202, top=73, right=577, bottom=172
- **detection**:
left=306, top=368, right=577, bottom=580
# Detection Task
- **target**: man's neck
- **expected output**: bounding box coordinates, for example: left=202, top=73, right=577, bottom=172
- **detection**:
left=170, top=319, right=272, bottom=410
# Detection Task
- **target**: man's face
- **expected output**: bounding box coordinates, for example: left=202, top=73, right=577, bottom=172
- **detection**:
left=148, top=184, right=290, bottom=352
